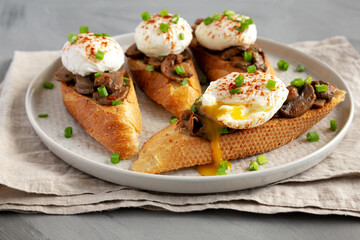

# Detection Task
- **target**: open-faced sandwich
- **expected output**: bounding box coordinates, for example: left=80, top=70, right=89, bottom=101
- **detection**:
left=132, top=71, right=345, bottom=175
left=55, top=26, right=141, bottom=159
left=125, top=10, right=201, bottom=117
left=190, top=10, right=276, bottom=82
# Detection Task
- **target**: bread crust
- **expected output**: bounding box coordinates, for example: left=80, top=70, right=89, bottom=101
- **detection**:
left=132, top=90, right=346, bottom=174
left=61, top=70, right=141, bottom=159
left=126, top=56, right=201, bottom=118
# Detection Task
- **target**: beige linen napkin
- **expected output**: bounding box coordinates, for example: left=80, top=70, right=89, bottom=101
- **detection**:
left=0, top=36, right=359, bottom=215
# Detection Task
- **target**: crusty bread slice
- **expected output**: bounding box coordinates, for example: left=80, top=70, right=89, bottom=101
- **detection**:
left=61, top=71, right=141, bottom=159
left=126, top=57, right=201, bottom=118
left=190, top=42, right=277, bottom=82
left=132, top=90, right=346, bottom=174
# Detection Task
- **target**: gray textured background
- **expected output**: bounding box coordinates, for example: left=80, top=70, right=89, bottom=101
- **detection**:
left=1, top=0, right=360, bottom=239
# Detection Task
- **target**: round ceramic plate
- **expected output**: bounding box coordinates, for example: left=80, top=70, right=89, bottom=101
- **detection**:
left=25, top=33, right=354, bottom=194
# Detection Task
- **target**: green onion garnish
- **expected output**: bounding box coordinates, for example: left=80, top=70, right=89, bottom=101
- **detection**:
left=123, top=77, right=130, bottom=86
left=170, top=116, right=178, bottom=124
left=97, top=86, right=108, bottom=97
left=174, top=65, right=186, bottom=75
left=67, top=33, right=78, bottom=43
left=102, top=33, right=111, bottom=37
left=245, top=18, right=253, bottom=25
left=79, top=26, right=89, bottom=34
left=194, top=95, right=202, bottom=105
left=315, top=84, right=328, bottom=93
left=277, top=60, right=290, bottom=71
left=243, top=51, right=252, bottom=62
left=64, top=127, right=72, bottom=138
left=146, top=65, right=154, bottom=72
left=181, top=78, right=188, bottom=86
left=203, top=17, right=213, bottom=25
left=247, top=65, right=257, bottom=73
left=256, top=154, right=267, bottom=165
left=160, top=23, right=170, bottom=32
left=266, top=79, right=277, bottom=90
left=240, top=22, right=249, bottom=30
left=94, top=33, right=102, bottom=37
left=306, top=131, right=319, bottom=142
left=95, top=50, right=105, bottom=60
left=179, top=33, right=185, bottom=40
left=94, top=72, right=102, bottom=77
left=141, top=11, right=151, bottom=21
left=235, top=15, right=245, bottom=22
left=217, top=168, right=227, bottom=175
left=200, top=76, right=208, bottom=85
left=235, top=75, right=244, bottom=87
left=221, top=127, right=229, bottom=134
left=112, top=100, right=122, bottom=106
left=212, top=13, right=222, bottom=20
left=171, top=14, right=180, bottom=24
left=190, top=104, right=197, bottom=112
left=235, top=27, right=243, bottom=32
left=160, top=9, right=168, bottom=17
left=249, top=161, right=259, bottom=171
left=296, top=64, right=305, bottom=72
left=111, top=153, right=120, bottom=164
left=304, top=77, right=312, bottom=84
left=330, top=120, right=337, bottom=131
left=230, top=88, right=241, bottom=94
left=227, top=15, right=234, bottom=20
left=43, top=82, right=54, bottom=89
left=219, top=161, right=228, bottom=170
left=223, top=10, right=235, bottom=16
left=291, top=78, right=304, bottom=88
left=38, top=114, right=48, bottom=118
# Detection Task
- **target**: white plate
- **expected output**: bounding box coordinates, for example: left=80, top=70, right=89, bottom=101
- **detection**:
left=25, top=33, right=354, bottom=194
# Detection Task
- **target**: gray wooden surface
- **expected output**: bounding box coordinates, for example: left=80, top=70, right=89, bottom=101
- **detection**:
left=1, top=0, right=359, bottom=239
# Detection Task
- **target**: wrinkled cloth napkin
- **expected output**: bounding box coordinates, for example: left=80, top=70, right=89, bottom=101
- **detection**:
left=0, top=36, right=359, bottom=215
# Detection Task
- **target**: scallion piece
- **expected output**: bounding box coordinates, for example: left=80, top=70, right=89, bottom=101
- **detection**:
left=241, top=22, right=249, bottom=29
left=160, top=9, right=168, bottom=17
left=123, top=77, right=130, bottom=86
left=296, top=64, right=305, bottom=72
left=38, top=114, right=48, bottom=118
left=223, top=10, right=235, bottom=16
left=160, top=23, right=170, bottom=32
left=111, top=153, right=120, bottom=164
left=291, top=78, right=304, bottom=88
left=330, top=120, right=337, bottom=131
left=230, top=88, right=241, bottom=94
left=266, top=79, right=276, bottom=90
left=217, top=167, right=227, bottom=175
left=94, top=33, right=102, bottom=37
left=249, top=161, right=259, bottom=171
left=235, top=15, right=245, bottom=22
left=64, top=127, right=72, bottom=138
left=200, top=76, right=208, bottom=85
left=277, top=60, right=289, bottom=71
left=43, top=82, right=54, bottom=89
left=95, top=50, right=105, bottom=60
left=97, top=86, right=108, bottom=97
left=171, top=14, right=180, bottom=24
left=190, top=104, right=197, bottom=112
left=315, top=84, right=328, bottom=93
left=227, top=15, right=234, bottom=20
left=212, top=13, right=222, bottom=20
left=235, top=27, right=243, bottom=32
left=67, top=33, right=78, bottom=43
left=170, top=116, right=178, bottom=124
left=203, top=16, right=213, bottom=25
left=256, top=155, right=267, bottom=165
left=245, top=18, right=253, bottom=25
left=174, top=65, right=186, bottom=75
left=181, top=78, right=188, bottom=86
left=102, top=33, right=110, bottom=37
left=304, top=77, right=312, bottom=84
left=112, top=100, right=122, bottom=106
left=306, top=131, right=319, bottom=142
left=79, top=25, right=89, bottom=33
left=219, top=161, right=228, bottom=170
left=221, top=127, right=229, bottom=134
left=235, top=75, right=244, bottom=87
left=247, top=64, right=257, bottom=73
left=194, top=95, right=202, bottom=105
left=94, top=72, right=102, bottom=77
left=146, top=65, right=154, bottom=72
left=179, top=32, right=184, bottom=40
left=243, top=51, right=252, bottom=62
left=141, top=11, right=151, bottom=21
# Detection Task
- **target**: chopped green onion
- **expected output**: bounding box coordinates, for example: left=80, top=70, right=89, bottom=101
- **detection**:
left=256, top=154, right=267, bottom=165
left=190, top=104, right=197, bottom=112
left=97, top=86, right=108, bottom=97
left=296, top=64, right=305, bottom=72
left=249, top=161, right=259, bottom=171
left=171, top=14, right=180, bottom=24
left=94, top=33, right=102, bottom=36
left=94, top=72, right=102, bottom=77
left=95, top=50, right=105, bottom=60
left=245, top=18, right=254, bottom=25
left=212, top=13, right=222, bottom=20
left=200, top=76, right=208, bottom=85
left=304, top=77, right=312, bottom=84
left=43, top=82, right=54, bottom=89
left=315, top=84, right=328, bottom=93
left=243, top=51, right=252, bottom=62
left=235, top=75, right=244, bottom=87
left=64, top=127, right=72, bottom=138
left=112, top=100, right=122, bottom=106
left=123, top=77, right=130, bottom=86
left=330, top=120, right=337, bottom=131
left=227, top=15, right=234, bottom=20
left=266, top=79, right=277, bottom=90
left=219, top=161, right=228, bottom=170
left=141, top=11, right=151, bottom=21
left=146, top=65, right=154, bottom=72
left=221, top=127, right=229, bottom=134
left=277, top=60, right=290, bottom=71
left=102, top=33, right=111, bottom=37
left=223, top=10, right=235, bottom=16
left=111, top=153, right=120, bottom=164
left=179, top=32, right=184, bottom=40
left=67, top=33, right=78, bottom=43
left=160, top=9, right=168, bottom=17
left=160, top=23, right=170, bottom=32
left=181, top=78, right=188, bottom=86
left=247, top=64, right=257, bottom=73
left=217, top=167, right=227, bottom=175
left=174, top=65, right=186, bottom=75
left=291, top=78, right=304, bottom=88
left=230, top=88, right=241, bottom=94
left=194, top=95, right=202, bottom=105
left=79, top=25, right=89, bottom=33
left=235, top=15, right=245, bottom=22
left=203, top=16, right=213, bottom=25
left=38, top=114, right=48, bottom=118
left=240, top=22, right=249, bottom=29
left=306, top=131, right=319, bottom=142
left=170, top=116, right=178, bottom=124
left=235, top=27, right=243, bottom=32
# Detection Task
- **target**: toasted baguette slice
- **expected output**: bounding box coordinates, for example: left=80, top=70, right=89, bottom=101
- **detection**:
left=61, top=71, right=141, bottom=159
left=132, top=90, right=346, bottom=174
left=190, top=41, right=277, bottom=82
left=127, top=56, right=201, bottom=118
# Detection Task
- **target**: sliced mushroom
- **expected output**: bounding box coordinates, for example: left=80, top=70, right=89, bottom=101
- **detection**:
left=286, top=85, right=300, bottom=103
left=75, top=75, right=94, bottom=94
left=181, top=110, right=205, bottom=137
left=161, top=54, right=193, bottom=81
left=94, top=71, right=124, bottom=93
left=125, top=43, right=144, bottom=59
left=55, top=67, right=74, bottom=83
left=219, top=47, right=241, bottom=60
left=248, top=48, right=265, bottom=70
left=181, top=49, right=191, bottom=61
left=230, top=56, right=251, bottom=71
left=312, top=99, right=326, bottom=109
left=313, top=81, right=337, bottom=102
left=148, top=57, right=163, bottom=70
